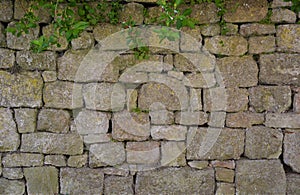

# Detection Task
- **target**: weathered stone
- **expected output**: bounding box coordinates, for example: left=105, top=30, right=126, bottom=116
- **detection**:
left=187, top=128, right=244, bottom=160
left=175, top=111, right=208, bottom=125
left=103, top=167, right=129, bottom=176
left=240, top=23, right=276, bottom=36
left=45, top=155, right=66, bottom=167
left=287, top=173, right=300, bottom=195
left=266, top=114, right=300, bottom=128
left=249, top=86, right=291, bottom=113
left=21, top=132, right=83, bottom=155
left=127, top=142, right=160, bottom=164
left=223, top=23, right=239, bottom=35
left=144, top=7, right=160, bottom=24
left=200, top=24, right=220, bottom=36
left=44, top=81, right=83, bottom=109
left=2, top=153, right=43, bottom=167
left=16, top=51, right=56, bottom=71
left=217, top=56, right=258, bottom=87
left=75, top=110, right=109, bottom=135
left=136, top=167, right=215, bottom=194
left=71, top=31, right=94, bottom=50
left=7, top=22, right=39, bottom=50
left=284, top=130, right=300, bottom=173
left=167, top=71, right=184, bottom=80
left=0, top=178, right=25, bottom=195
left=0, top=49, right=14, bottom=68
left=24, top=167, right=58, bottom=195
left=14, top=108, right=37, bottom=133
left=271, top=8, right=297, bottom=23
left=104, top=176, right=134, bottom=195
left=211, top=160, right=235, bottom=169
left=83, top=83, right=125, bottom=111
left=226, top=112, right=264, bottom=128
left=67, top=153, right=87, bottom=168
left=294, top=93, right=300, bottom=113
left=0, top=24, right=6, bottom=47
left=189, top=88, right=202, bottom=111
left=42, top=24, right=68, bottom=51
left=215, top=168, right=235, bottom=183
left=127, top=89, right=138, bottom=111
left=83, top=133, right=111, bottom=144
left=0, top=108, right=20, bottom=152
left=204, top=87, right=249, bottom=112
left=161, top=141, right=186, bottom=166
left=224, top=0, right=268, bottom=22
left=151, top=125, right=187, bottom=141
left=216, top=183, right=235, bottom=195
left=277, top=25, right=300, bottom=53
left=249, top=36, right=276, bottom=54
left=259, top=53, right=300, bottom=85
left=272, top=0, right=293, bottom=8
left=208, top=111, right=226, bottom=128
left=2, top=168, right=23, bottom=179
left=120, top=3, right=144, bottom=25
left=42, top=71, right=57, bottom=82
left=149, top=110, right=174, bottom=125
left=37, top=109, right=70, bottom=133
left=174, top=53, right=215, bottom=72
left=186, top=3, right=220, bottom=24
left=245, top=126, right=283, bottom=159
left=183, top=72, right=216, bottom=88
left=180, top=26, right=202, bottom=52
left=89, top=142, right=125, bottom=167
left=60, top=168, right=104, bottom=195
left=93, top=23, right=122, bottom=42
left=0, top=0, right=13, bottom=22
left=119, top=71, right=148, bottom=84
left=205, top=36, right=248, bottom=56
left=112, top=111, right=150, bottom=141
left=0, top=71, right=43, bottom=107
left=236, top=160, right=286, bottom=194
left=188, top=161, right=209, bottom=170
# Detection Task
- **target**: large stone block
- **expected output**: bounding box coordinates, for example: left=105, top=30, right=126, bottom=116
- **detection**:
left=248, top=36, right=276, bottom=54
left=277, top=25, right=300, bottom=53
left=249, top=86, right=291, bottom=113
left=21, top=132, right=83, bottom=155
left=216, top=183, right=235, bottom=195
left=0, top=0, right=13, bottom=22
left=183, top=72, right=216, bottom=88
left=24, top=167, right=58, bottom=195
left=45, top=155, right=66, bottom=167
left=60, top=168, right=104, bottom=195
left=0, top=178, right=25, bottom=195
left=161, top=141, right=186, bottom=166
left=175, top=111, right=208, bottom=125
left=265, top=113, right=300, bottom=128
left=127, top=142, right=160, bottom=164
left=0, top=49, right=14, bottom=68
left=16, top=51, right=56, bottom=71
left=226, top=112, right=264, bottom=128
left=2, top=153, right=43, bottom=167
left=135, top=167, right=215, bottom=194
left=149, top=110, right=174, bottom=125
left=271, top=8, right=297, bottom=23
left=217, top=56, right=258, bottom=87
left=186, top=3, right=220, bottom=24
left=0, top=71, right=43, bottom=107
left=287, top=173, right=300, bottom=195
left=151, top=125, right=187, bottom=141
left=0, top=108, right=20, bottom=152
left=37, top=109, right=70, bottom=133
left=120, top=3, right=144, bottom=25
left=259, top=53, right=300, bottom=85
left=239, top=23, right=276, bottom=36
left=187, top=128, right=244, bottom=160
left=14, top=108, right=37, bottom=133
left=284, top=130, right=300, bottom=173
left=104, top=176, right=134, bottom=195
left=236, top=160, right=286, bottom=194
left=2, top=168, right=23, bottom=179
left=174, top=53, right=215, bottom=72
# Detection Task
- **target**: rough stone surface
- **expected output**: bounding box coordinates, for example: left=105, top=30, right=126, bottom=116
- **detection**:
left=236, top=160, right=286, bottom=194
left=0, top=71, right=43, bottom=107
left=188, top=161, right=209, bottom=170
left=149, top=110, right=174, bottom=125
left=265, top=113, right=300, bottom=128
left=120, top=3, right=144, bottom=25
left=277, top=25, right=300, bottom=53
left=271, top=8, right=297, bottom=23
left=2, top=153, right=43, bottom=167
left=136, top=167, right=215, bottom=194
left=37, top=109, right=70, bottom=133
left=60, top=168, right=104, bottom=195
left=286, top=173, right=300, bottom=195
left=205, top=36, right=248, bottom=56
left=284, top=130, right=300, bottom=173
left=249, top=86, right=291, bottom=113
left=161, top=141, right=186, bottom=166
left=294, top=93, right=300, bottom=113
left=208, top=111, right=226, bottom=128
left=272, top=0, right=293, bottom=8
left=0, top=24, right=5, bottom=47
left=174, top=53, right=215, bottom=72
left=187, top=128, right=244, bottom=160
left=216, top=183, right=235, bottom=195
left=0, top=49, right=14, bottom=68
left=245, top=126, right=283, bottom=159
left=83, top=133, right=111, bottom=144
left=16, top=51, right=56, bottom=71
left=71, top=31, right=94, bottom=50
left=0, top=0, right=13, bottom=22
left=187, top=3, right=220, bottom=24
left=2, top=168, right=23, bottom=179
left=15, top=108, right=37, bottom=133
left=0, top=108, right=20, bottom=152
left=93, top=23, right=122, bottom=43
left=104, top=176, right=134, bottom=195
left=226, top=112, right=264, bottom=128
left=67, top=154, right=87, bottom=168
left=240, top=23, right=276, bottom=36
left=21, top=132, right=83, bottom=155
left=183, top=72, right=216, bottom=88
left=249, top=36, right=276, bottom=54
left=259, top=53, right=300, bottom=85
left=215, top=168, right=235, bottom=183
left=175, top=111, right=208, bottom=125
left=24, top=167, right=58, bottom=195
left=127, top=142, right=160, bottom=164
left=42, top=24, right=68, bottom=51
left=217, top=56, right=258, bottom=87
left=190, top=88, right=202, bottom=111
left=224, top=0, right=268, bottom=22
left=45, top=155, right=66, bottom=167
left=211, top=160, right=235, bottom=169
left=0, top=178, right=25, bottom=195
left=151, top=125, right=187, bottom=141
left=42, top=71, right=57, bottom=82
left=200, top=24, right=220, bottom=36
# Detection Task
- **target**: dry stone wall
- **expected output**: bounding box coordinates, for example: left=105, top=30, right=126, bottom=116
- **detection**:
left=0, top=0, right=299, bottom=194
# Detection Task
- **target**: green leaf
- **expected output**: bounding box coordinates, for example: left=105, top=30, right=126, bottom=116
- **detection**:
left=183, top=8, right=192, bottom=16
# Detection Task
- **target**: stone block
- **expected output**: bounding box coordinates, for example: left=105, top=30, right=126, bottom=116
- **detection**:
left=16, top=51, right=56, bottom=71
left=186, top=3, right=220, bottom=24
left=208, top=111, right=226, bottom=128
left=190, top=88, right=202, bottom=111
left=67, top=153, right=87, bottom=168
left=126, top=142, right=160, bottom=164
left=2, top=168, right=23, bottom=179
left=2, top=153, right=43, bottom=167
left=226, top=112, right=264, bottom=128
left=200, top=24, right=220, bottom=36
left=175, top=111, right=208, bottom=125
left=211, top=160, right=235, bottom=169
left=294, top=93, right=300, bottom=112
left=161, top=141, right=186, bottom=166
left=14, top=108, right=37, bottom=133
left=188, top=161, right=209, bottom=170
left=174, top=53, right=215, bottom=72
left=239, top=23, right=276, bottom=36
left=286, top=173, right=300, bottom=195
left=71, top=31, right=94, bottom=50
left=249, top=36, right=276, bottom=54
left=265, top=113, right=300, bottom=128
left=271, top=8, right=297, bottom=23
left=120, top=3, right=144, bottom=25
left=0, top=178, right=25, bottom=195
left=104, top=176, right=134, bottom=195
left=37, top=109, right=70, bottom=133
left=42, top=24, right=68, bottom=51
left=0, top=0, right=13, bottom=22
left=0, top=49, right=14, bottom=68
left=149, top=110, right=174, bottom=125
left=215, top=168, right=235, bottom=183
left=42, top=71, right=57, bottom=82
left=151, top=125, right=187, bottom=141
left=0, top=23, right=5, bottom=47
left=284, top=130, right=300, bottom=173
left=45, top=155, right=66, bottom=167
left=277, top=25, right=300, bottom=53
left=216, top=183, right=235, bottom=195
left=183, top=72, right=216, bottom=88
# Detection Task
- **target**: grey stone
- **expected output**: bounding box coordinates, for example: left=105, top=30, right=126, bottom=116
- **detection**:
left=272, top=0, right=293, bottom=8
left=277, top=25, right=300, bottom=53
left=161, top=141, right=186, bottom=166
left=0, top=178, right=25, bottom=195
left=135, top=167, right=215, bottom=194
left=249, top=86, right=291, bottom=113
left=149, top=110, right=174, bottom=125
left=16, top=51, right=56, bottom=71
left=175, top=111, right=208, bottom=125
left=215, top=168, right=235, bottom=183
left=83, top=83, right=125, bottom=111
left=104, top=176, right=134, bottom=195
left=0, top=24, right=6, bottom=47
left=167, top=71, right=184, bottom=80
left=127, top=142, right=160, bottom=164
left=211, top=160, right=235, bottom=169
left=295, top=92, right=300, bottom=113
left=44, top=81, right=83, bottom=109
left=119, top=71, right=148, bottom=84
left=15, top=108, right=37, bottom=133
left=236, top=160, right=286, bottom=194
left=190, top=88, right=202, bottom=111
left=223, top=23, right=239, bottom=35
left=208, top=111, right=226, bottom=128
left=2, top=168, right=23, bottom=179
left=120, top=3, right=144, bottom=25
left=217, top=56, right=258, bottom=87
left=89, top=142, right=125, bottom=167
left=240, top=23, right=276, bottom=36
left=183, top=72, right=216, bottom=88
left=127, top=89, right=138, bottom=111
left=249, top=36, right=276, bottom=54
left=93, top=23, right=123, bottom=49
left=245, top=126, right=283, bottom=159
left=60, top=168, right=104, bottom=195
left=0, top=49, right=14, bottom=68
left=67, top=153, right=87, bottom=168
left=42, top=71, right=57, bottom=82
left=0, top=0, right=13, bottom=22
left=188, top=161, right=209, bottom=170
left=180, top=26, right=202, bottom=52
left=21, top=132, right=83, bottom=155
left=187, top=3, right=220, bottom=24
left=259, top=53, right=300, bottom=85
left=71, top=31, right=94, bottom=50
left=0, top=71, right=43, bottom=107
left=271, top=8, right=297, bottom=23
left=265, top=113, right=300, bottom=128
left=187, top=128, right=244, bottom=160
left=286, top=173, right=300, bottom=195
left=200, top=24, right=221, bottom=36
left=284, top=130, right=300, bottom=173
left=24, top=167, right=58, bottom=195
left=37, top=109, right=70, bottom=133
left=0, top=108, right=19, bottom=152
left=226, top=112, right=264, bottom=128
left=45, top=155, right=66, bottom=167
left=2, top=153, right=43, bottom=167
left=151, top=125, right=187, bottom=141
left=216, top=183, right=235, bottom=195
left=83, top=133, right=111, bottom=144
left=103, top=167, right=129, bottom=176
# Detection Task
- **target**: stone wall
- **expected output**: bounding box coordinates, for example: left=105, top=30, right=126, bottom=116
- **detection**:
left=0, top=0, right=300, bottom=194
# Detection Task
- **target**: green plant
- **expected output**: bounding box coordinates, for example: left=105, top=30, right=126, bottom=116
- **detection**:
left=284, top=0, right=300, bottom=13
left=259, top=9, right=272, bottom=24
